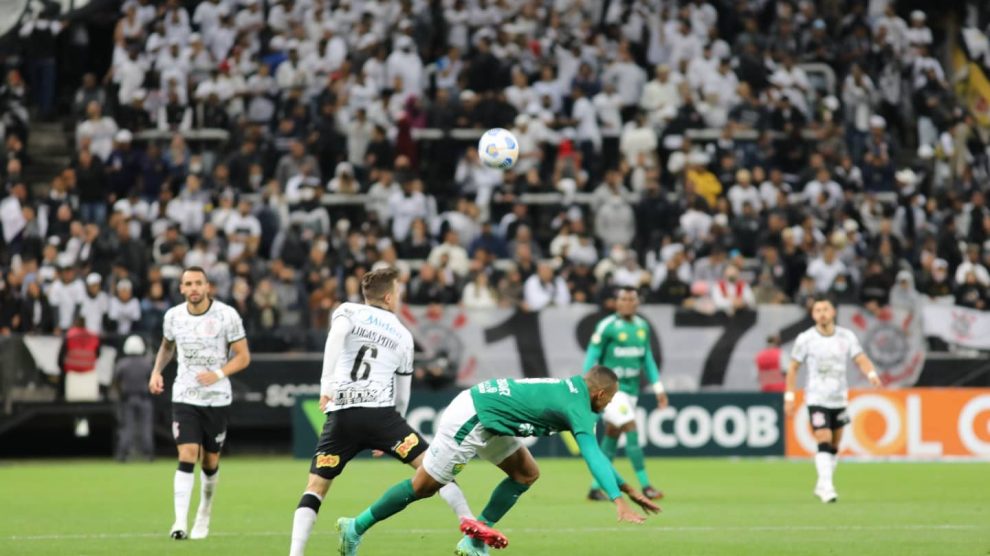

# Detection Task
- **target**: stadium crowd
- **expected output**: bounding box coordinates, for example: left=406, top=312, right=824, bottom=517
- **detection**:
left=1, top=0, right=990, bottom=351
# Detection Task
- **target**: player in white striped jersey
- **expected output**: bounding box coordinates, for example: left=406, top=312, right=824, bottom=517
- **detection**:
left=149, top=267, right=251, bottom=540
left=289, top=268, right=475, bottom=556
left=785, top=295, right=882, bottom=503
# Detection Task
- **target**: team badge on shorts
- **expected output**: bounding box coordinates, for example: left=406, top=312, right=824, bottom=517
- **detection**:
left=172, top=421, right=180, bottom=439
left=811, top=411, right=827, bottom=428
left=452, top=463, right=466, bottom=476
left=316, top=453, right=341, bottom=468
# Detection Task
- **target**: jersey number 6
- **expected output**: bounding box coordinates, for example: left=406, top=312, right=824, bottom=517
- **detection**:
left=351, top=344, right=379, bottom=381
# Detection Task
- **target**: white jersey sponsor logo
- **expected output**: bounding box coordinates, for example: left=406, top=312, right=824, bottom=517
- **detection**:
left=163, top=300, right=246, bottom=407
left=790, top=326, right=864, bottom=409
left=325, top=302, right=414, bottom=411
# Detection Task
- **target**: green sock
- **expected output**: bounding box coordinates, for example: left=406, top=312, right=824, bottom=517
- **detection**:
left=479, top=478, right=530, bottom=526
left=625, top=431, right=651, bottom=488
left=354, top=479, right=417, bottom=535
left=590, top=436, right=619, bottom=490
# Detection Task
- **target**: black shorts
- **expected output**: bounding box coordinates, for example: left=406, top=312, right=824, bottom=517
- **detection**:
left=309, top=406, right=428, bottom=480
left=808, top=406, right=850, bottom=431
left=172, top=403, right=229, bottom=453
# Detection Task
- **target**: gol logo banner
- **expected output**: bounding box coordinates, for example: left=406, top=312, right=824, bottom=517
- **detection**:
left=786, top=389, right=990, bottom=458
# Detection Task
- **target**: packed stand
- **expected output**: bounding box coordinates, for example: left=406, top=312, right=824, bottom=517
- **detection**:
left=2, top=0, right=990, bottom=354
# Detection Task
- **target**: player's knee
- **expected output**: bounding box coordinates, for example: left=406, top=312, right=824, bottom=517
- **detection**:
left=306, top=474, right=331, bottom=496
left=411, top=480, right=441, bottom=498
left=177, top=446, right=198, bottom=463
left=514, top=463, right=540, bottom=486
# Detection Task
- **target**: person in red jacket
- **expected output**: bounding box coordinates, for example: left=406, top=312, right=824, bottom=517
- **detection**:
left=58, top=314, right=101, bottom=399
left=755, top=334, right=786, bottom=392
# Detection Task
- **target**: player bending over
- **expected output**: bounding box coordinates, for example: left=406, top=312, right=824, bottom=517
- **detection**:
left=785, top=295, right=882, bottom=503
left=289, top=268, right=474, bottom=555
left=584, top=286, right=667, bottom=501
left=336, top=366, right=661, bottom=556
left=149, top=267, right=251, bottom=540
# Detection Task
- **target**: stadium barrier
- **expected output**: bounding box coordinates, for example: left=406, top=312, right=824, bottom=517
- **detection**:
left=292, top=392, right=786, bottom=458
left=786, top=389, right=990, bottom=459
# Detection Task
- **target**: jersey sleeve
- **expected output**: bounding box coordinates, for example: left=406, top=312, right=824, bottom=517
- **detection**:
left=583, top=319, right=609, bottom=372
left=643, top=328, right=660, bottom=384
left=846, top=329, right=864, bottom=359
left=566, top=397, right=598, bottom=437
left=575, top=432, right=622, bottom=500
left=790, top=333, right=808, bottom=363
left=225, top=306, right=247, bottom=343
left=162, top=309, right=175, bottom=342
left=396, top=336, right=414, bottom=376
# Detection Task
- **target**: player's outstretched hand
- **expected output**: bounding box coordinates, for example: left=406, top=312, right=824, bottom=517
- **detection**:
left=627, top=491, right=662, bottom=515
left=148, top=372, right=164, bottom=395
left=614, top=497, right=646, bottom=524
left=371, top=450, right=385, bottom=458
left=656, top=392, right=669, bottom=410
left=784, top=399, right=795, bottom=418
left=868, top=373, right=883, bottom=388
left=319, top=395, right=330, bottom=412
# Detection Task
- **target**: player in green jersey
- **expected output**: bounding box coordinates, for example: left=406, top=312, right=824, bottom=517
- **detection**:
left=584, top=287, right=668, bottom=502
left=335, top=366, right=661, bottom=556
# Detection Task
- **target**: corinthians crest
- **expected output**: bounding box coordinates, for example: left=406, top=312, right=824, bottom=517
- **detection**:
left=844, top=308, right=925, bottom=388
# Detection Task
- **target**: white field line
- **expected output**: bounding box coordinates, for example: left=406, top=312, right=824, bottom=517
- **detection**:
left=3, top=524, right=983, bottom=542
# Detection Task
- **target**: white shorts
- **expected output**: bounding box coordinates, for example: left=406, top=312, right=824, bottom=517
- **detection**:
left=602, top=391, right=638, bottom=427
left=423, top=390, right=523, bottom=484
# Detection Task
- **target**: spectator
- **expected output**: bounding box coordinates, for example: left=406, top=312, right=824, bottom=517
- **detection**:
left=523, top=261, right=571, bottom=311
left=76, top=102, right=118, bottom=161
left=461, top=272, right=498, bottom=309
left=427, top=229, right=470, bottom=279
left=955, top=271, right=988, bottom=311
left=108, top=280, right=141, bottom=335
left=48, top=262, right=86, bottom=334
left=806, top=244, right=847, bottom=293
left=79, top=272, right=109, bottom=334
left=711, top=265, right=756, bottom=315
left=16, top=278, right=55, bottom=334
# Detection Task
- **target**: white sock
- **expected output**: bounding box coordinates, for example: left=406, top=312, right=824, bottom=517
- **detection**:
left=197, top=469, right=219, bottom=518
left=831, top=453, right=839, bottom=475
left=814, top=452, right=834, bottom=489
left=174, top=470, right=195, bottom=530
left=439, top=482, right=475, bottom=520
left=289, top=491, right=322, bottom=556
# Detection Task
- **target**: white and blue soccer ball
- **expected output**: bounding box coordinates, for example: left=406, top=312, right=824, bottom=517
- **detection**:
left=478, top=128, right=519, bottom=170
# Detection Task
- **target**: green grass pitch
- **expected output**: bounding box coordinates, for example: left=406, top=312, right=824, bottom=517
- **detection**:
left=1, top=457, right=987, bottom=555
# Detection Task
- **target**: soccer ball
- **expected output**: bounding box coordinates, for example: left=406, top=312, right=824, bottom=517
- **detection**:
left=478, top=128, right=519, bottom=170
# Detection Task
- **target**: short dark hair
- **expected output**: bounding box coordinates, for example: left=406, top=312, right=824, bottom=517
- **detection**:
left=585, top=365, right=619, bottom=391
left=615, top=286, right=638, bottom=296
left=181, top=266, right=209, bottom=282
left=811, top=293, right=835, bottom=306
left=362, top=267, right=399, bottom=302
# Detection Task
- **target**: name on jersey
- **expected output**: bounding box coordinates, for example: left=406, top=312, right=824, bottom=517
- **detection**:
left=612, top=346, right=645, bottom=358
left=352, top=326, right=399, bottom=350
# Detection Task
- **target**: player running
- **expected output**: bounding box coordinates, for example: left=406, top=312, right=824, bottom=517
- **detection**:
left=149, top=267, right=251, bottom=540
left=289, top=268, right=474, bottom=556
left=785, top=295, right=882, bottom=503
left=584, top=287, right=667, bottom=502
left=336, top=366, right=661, bottom=556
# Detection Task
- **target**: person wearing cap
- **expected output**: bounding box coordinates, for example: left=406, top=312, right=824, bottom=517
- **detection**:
left=47, top=261, right=86, bottom=334
left=114, top=334, right=155, bottom=461
left=920, top=258, right=954, bottom=301
left=79, top=272, right=110, bottom=334
left=108, top=279, right=142, bottom=336
left=906, top=10, right=933, bottom=51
